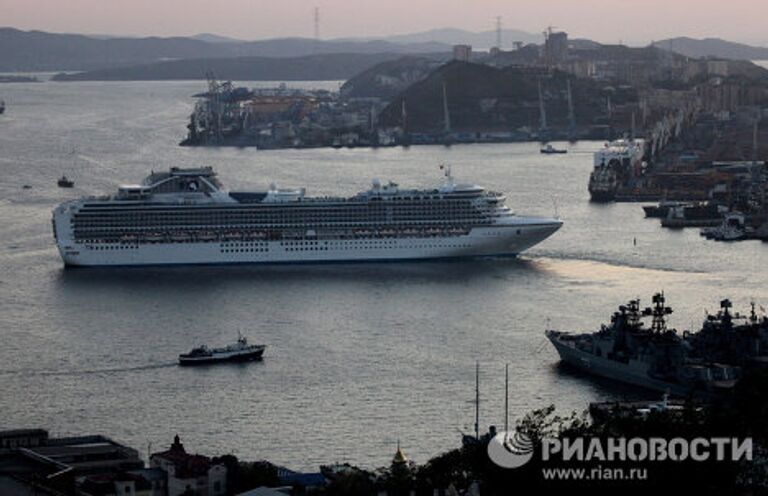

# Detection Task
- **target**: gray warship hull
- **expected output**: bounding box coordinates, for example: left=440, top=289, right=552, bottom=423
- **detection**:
left=546, top=330, right=697, bottom=396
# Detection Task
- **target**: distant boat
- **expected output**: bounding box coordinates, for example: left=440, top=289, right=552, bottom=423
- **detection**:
left=540, top=143, right=567, bottom=154
left=57, top=176, right=74, bottom=188
left=643, top=201, right=687, bottom=218
left=178, top=333, right=265, bottom=366
left=0, top=100, right=5, bottom=114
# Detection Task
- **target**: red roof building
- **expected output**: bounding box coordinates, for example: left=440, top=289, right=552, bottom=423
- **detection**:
left=150, top=436, right=226, bottom=496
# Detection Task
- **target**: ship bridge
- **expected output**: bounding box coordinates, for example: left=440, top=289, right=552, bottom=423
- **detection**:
left=117, top=166, right=227, bottom=201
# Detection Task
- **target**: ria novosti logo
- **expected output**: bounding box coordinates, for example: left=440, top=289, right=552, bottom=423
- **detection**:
left=487, top=428, right=535, bottom=469
left=488, top=425, right=752, bottom=469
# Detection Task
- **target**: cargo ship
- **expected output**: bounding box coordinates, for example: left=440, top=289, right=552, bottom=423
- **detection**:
left=588, top=139, right=644, bottom=202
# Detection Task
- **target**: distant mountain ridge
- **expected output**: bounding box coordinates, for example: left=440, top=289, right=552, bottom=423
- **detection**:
left=0, top=27, right=229, bottom=71
left=0, top=26, right=549, bottom=72
left=0, top=27, right=451, bottom=71
left=50, top=52, right=436, bottom=82
left=654, top=37, right=768, bottom=60
left=364, top=27, right=542, bottom=48
left=12, top=26, right=768, bottom=78
left=190, top=33, right=244, bottom=44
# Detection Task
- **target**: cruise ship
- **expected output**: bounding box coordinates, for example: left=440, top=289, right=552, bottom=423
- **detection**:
left=52, top=166, right=562, bottom=267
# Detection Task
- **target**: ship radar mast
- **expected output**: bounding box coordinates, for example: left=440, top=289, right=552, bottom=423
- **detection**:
left=750, top=301, right=758, bottom=324
left=626, top=298, right=642, bottom=328
left=643, top=292, right=673, bottom=333
left=718, top=298, right=733, bottom=328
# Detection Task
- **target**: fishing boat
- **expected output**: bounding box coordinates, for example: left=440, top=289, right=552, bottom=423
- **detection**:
left=178, top=334, right=265, bottom=365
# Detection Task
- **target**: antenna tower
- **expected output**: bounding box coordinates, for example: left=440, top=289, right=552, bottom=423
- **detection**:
left=314, top=7, right=320, bottom=40
left=495, top=16, right=502, bottom=49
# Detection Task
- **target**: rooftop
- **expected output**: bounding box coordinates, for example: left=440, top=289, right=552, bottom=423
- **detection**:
left=151, top=435, right=217, bottom=479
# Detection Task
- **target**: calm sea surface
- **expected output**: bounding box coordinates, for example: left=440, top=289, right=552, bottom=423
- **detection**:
left=0, top=79, right=767, bottom=470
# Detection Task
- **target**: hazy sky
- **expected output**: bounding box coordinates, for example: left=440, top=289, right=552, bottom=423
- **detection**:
left=3, top=0, right=767, bottom=46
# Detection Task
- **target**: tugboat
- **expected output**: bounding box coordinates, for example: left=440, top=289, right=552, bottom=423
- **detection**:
left=660, top=202, right=726, bottom=228
left=179, top=333, right=265, bottom=365
left=57, top=175, right=74, bottom=188
left=546, top=293, right=740, bottom=397
left=540, top=143, right=567, bottom=154
left=700, top=212, right=748, bottom=241
left=642, top=201, right=687, bottom=218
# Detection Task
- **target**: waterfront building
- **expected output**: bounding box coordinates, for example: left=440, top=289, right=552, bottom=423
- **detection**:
left=0, top=429, right=144, bottom=495
left=150, top=436, right=226, bottom=496
left=0, top=428, right=49, bottom=449
left=77, top=471, right=158, bottom=496
left=25, top=434, right=143, bottom=475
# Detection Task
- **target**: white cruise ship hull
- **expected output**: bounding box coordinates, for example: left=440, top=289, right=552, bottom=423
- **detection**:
left=52, top=166, right=563, bottom=267
left=55, top=223, right=560, bottom=267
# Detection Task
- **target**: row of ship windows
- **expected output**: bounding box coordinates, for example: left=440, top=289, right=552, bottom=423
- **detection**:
left=90, top=195, right=480, bottom=203
left=72, top=224, right=482, bottom=232
left=77, top=206, right=480, bottom=215
left=77, top=207, right=481, bottom=214
left=280, top=241, right=322, bottom=246
left=80, top=203, right=480, bottom=214
left=73, top=226, right=478, bottom=234
left=77, top=203, right=480, bottom=211
left=82, top=242, right=476, bottom=252
left=73, top=233, right=473, bottom=244
left=73, top=212, right=485, bottom=222
left=74, top=213, right=481, bottom=221
left=222, top=242, right=268, bottom=247
left=71, top=218, right=485, bottom=227
left=86, top=245, right=139, bottom=250
left=216, top=243, right=475, bottom=253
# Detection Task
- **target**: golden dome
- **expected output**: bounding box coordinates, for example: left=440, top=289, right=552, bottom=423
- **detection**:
left=392, top=441, right=408, bottom=465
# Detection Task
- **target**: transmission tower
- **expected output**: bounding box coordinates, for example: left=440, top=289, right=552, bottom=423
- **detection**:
left=314, top=7, right=320, bottom=40
left=495, top=16, right=502, bottom=49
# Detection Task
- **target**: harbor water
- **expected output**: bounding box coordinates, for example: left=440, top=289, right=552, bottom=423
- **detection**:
left=1, top=80, right=767, bottom=470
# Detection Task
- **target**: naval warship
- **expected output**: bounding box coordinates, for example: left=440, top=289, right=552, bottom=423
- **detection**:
left=684, top=298, right=768, bottom=366
left=546, top=293, right=741, bottom=396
